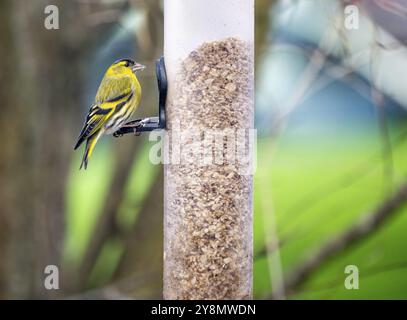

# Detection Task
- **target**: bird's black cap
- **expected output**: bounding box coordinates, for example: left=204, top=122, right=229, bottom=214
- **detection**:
left=113, top=58, right=135, bottom=65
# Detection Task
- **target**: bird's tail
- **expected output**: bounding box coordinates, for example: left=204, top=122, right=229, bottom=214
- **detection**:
left=80, top=131, right=102, bottom=170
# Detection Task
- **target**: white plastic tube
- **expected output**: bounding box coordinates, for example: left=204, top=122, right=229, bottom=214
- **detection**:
left=164, top=0, right=254, bottom=83
left=164, top=0, right=254, bottom=300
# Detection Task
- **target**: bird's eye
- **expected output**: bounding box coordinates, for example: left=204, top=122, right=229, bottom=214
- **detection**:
left=124, top=62, right=129, bottom=67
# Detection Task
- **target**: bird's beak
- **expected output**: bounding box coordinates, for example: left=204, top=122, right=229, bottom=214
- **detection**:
left=132, top=63, right=146, bottom=72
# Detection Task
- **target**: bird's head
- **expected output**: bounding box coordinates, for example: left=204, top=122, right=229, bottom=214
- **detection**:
left=107, top=59, right=146, bottom=76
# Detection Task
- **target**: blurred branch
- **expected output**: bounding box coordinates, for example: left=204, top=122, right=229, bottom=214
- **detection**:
left=256, top=128, right=407, bottom=255
left=271, top=29, right=338, bottom=131
left=113, top=170, right=163, bottom=299
left=282, top=180, right=407, bottom=296
left=68, top=270, right=159, bottom=299
left=254, top=237, right=287, bottom=260
left=0, top=0, right=92, bottom=298
left=131, top=0, right=163, bottom=57
left=255, top=0, right=274, bottom=62
left=372, top=0, right=407, bottom=18
left=370, top=26, right=394, bottom=192
left=295, top=259, right=407, bottom=296
left=76, top=139, right=143, bottom=289
left=85, top=9, right=124, bottom=26
left=271, top=25, right=405, bottom=129
left=259, top=176, right=285, bottom=299
left=268, top=16, right=407, bottom=239
left=69, top=286, right=132, bottom=300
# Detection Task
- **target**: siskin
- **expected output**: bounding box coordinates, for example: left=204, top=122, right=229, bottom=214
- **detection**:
left=74, top=59, right=145, bottom=169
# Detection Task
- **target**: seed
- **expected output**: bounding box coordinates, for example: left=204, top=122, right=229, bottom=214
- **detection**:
left=225, top=83, right=236, bottom=92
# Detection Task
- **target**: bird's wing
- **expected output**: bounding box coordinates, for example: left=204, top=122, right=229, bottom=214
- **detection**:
left=74, top=104, right=113, bottom=150
left=74, top=76, right=134, bottom=150
left=95, top=76, right=133, bottom=104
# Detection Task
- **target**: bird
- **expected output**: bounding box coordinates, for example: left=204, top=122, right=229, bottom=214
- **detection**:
left=74, top=59, right=145, bottom=169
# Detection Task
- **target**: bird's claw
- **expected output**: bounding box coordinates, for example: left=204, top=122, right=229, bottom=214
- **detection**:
left=133, top=127, right=141, bottom=136
left=113, top=131, right=123, bottom=138
left=132, top=118, right=149, bottom=135
left=113, top=118, right=150, bottom=137
left=140, top=117, right=150, bottom=125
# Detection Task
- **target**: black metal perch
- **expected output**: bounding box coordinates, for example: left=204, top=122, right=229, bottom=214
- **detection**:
left=113, top=56, right=167, bottom=137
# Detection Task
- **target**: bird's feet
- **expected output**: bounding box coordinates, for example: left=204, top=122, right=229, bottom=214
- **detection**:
left=113, top=118, right=152, bottom=137
left=132, top=118, right=150, bottom=135
left=113, top=131, right=123, bottom=138
left=140, top=117, right=150, bottom=125
left=133, top=127, right=141, bottom=136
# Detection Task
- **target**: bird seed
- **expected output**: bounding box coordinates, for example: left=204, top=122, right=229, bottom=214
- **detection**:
left=164, top=38, right=253, bottom=300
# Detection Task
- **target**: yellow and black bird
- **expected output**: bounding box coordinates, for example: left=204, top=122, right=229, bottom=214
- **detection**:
left=74, top=59, right=145, bottom=169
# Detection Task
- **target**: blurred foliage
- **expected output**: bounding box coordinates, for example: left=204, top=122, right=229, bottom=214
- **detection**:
left=254, top=124, right=407, bottom=299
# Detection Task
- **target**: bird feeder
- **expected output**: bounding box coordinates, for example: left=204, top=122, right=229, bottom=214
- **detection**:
left=163, top=0, right=254, bottom=300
